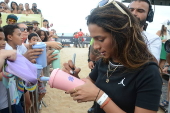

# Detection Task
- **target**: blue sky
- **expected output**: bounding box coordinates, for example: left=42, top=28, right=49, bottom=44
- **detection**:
left=12, top=0, right=170, bottom=35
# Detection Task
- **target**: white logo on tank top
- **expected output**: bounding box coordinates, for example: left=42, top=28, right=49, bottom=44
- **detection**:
left=118, top=78, right=125, bottom=86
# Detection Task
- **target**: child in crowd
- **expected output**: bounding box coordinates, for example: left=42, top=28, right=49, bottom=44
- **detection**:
left=3, top=25, right=43, bottom=113
left=28, top=33, right=47, bottom=102
left=0, top=27, right=24, bottom=113
left=28, top=32, right=41, bottom=43
left=36, top=30, right=48, bottom=42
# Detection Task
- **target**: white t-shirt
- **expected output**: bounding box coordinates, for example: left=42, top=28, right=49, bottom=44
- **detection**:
left=0, top=43, right=27, bottom=109
left=40, top=27, right=49, bottom=31
left=142, top=31, right=162, bottom=62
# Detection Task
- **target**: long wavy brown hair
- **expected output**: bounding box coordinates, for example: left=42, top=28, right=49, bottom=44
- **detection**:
left=86, top=1, right=154, bottom=69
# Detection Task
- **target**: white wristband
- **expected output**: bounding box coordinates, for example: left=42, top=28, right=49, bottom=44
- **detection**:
left=97, top=93, right=108, bottom=106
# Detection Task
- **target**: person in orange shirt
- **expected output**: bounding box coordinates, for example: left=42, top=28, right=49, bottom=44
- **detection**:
left=73, top=32, right=81, bottom=48
left=78, top=29, right=85, bottom=48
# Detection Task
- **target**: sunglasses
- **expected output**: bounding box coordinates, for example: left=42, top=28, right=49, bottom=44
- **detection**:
left=0, top=6, right=5, bottom=9
left=98, top=0, right=132, bottom=27
left=8, top=19, right=17, bottom=23
left=19, top=28, right=28, bottom=32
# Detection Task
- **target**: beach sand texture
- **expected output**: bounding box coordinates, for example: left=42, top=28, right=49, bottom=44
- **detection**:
left=41, top=48, right=93, bottom=113
left=41, top=48, right=164, bottom=113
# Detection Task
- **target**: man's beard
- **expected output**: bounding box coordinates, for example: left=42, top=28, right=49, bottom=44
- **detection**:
left=136, top=17, right=146, bottom=28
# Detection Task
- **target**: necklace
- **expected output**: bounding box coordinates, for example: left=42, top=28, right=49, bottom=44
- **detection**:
left=106, top=63, right=120, bottom=83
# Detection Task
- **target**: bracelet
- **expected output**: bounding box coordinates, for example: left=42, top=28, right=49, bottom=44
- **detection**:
left=100, top=97, right=111, bottom=109
left=95, top=89, right=101, bottom=101
left=2, top=72, right=14, bottom=78
left=97, top=93, right=108, bottom=106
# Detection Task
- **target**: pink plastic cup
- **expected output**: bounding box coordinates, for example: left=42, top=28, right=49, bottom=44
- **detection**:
left=49, top=68, right=85, bottom=91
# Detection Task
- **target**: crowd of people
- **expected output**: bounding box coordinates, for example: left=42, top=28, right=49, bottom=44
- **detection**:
left=0, top=0, right=41, bottom=15
left=0, top=0, right=170, bottom=113
left=0, top=6, right=62, bottom=112
left=73, top=29, right=88, bottom=48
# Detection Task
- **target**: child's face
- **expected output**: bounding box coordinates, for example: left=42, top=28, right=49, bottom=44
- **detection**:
left=8, top=28, right=22, bottom=46
left=29, top=36, right=42, bottom=43
left=40, top=31, right=45, bottom=40
left=0, top=32, right=6, bottom=50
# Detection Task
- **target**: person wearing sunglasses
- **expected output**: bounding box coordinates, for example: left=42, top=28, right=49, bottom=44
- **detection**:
left=0, top=2, right=11, bottom=13
left=16, top=23, right=29, bottom=43
left=128, top=0, right=161, bottom=63
left=6, top=14, right=17, bottom=25
left=63, top=0, right=162, bottom=113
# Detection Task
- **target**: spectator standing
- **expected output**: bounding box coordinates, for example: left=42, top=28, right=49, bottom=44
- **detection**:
left=17, top=23, right=29, bottom=43
left=11, top=1, right=19, bottom=14
left=78, top=28, right=85, bottom=48
left=36, top=30, right=49, bottom=42
left=25, top=21, right=34, bottom=34
left=73, top=32, right=81, bottom=48
left=0, top=2, right=11, bottom=13
left=32, top=3, right=41, bottom=15
left=6, top=14, right=18, bottom=25
left=4, top=0, right=10, bottom=10
left=18, top=3, right=24, bottom=14
left=41, top=19, right=49, bottom=31
left=32, top=20, right=40, bottom=32
left=51, top=29, right=62, bottom=44
left=156, top=24, right=167, bottom=71
left=129, top=0, right=161, bottom=63
left=22, top=3, right=34, bottom=15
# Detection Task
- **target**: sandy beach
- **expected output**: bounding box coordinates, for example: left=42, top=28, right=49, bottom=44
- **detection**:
left=41, top=48, right=93, bottom=113
left=40, top=48, right=164, bottom=113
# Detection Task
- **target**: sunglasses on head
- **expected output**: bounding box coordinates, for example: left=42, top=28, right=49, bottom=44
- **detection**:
left=19, top=28, right=28, bottom=32
left=8, top=19, right=17, bottom=23
left=98, top=0, right=132, bottom=27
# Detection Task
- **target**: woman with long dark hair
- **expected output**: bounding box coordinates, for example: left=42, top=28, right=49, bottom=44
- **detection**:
left=63, top=0, right=162, bottom=113
left=36, top=30, right=49, bottom=42
left=11, top=1, right=19, bottom=14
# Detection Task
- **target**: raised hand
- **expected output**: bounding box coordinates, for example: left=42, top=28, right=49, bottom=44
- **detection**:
left=23, top=43, right=43, bottom=61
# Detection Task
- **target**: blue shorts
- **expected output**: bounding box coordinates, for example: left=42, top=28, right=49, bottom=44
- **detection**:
left=0, top=102, right=24, bottom=113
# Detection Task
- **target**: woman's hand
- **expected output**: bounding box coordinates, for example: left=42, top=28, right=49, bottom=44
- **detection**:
left=62, top=60, right=81, bottom=78
left=66, top=78, right=100, bottom=103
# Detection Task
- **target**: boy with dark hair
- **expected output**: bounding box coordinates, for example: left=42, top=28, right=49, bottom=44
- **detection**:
left=28, top=33, right=41, bottom=43
left=0, top=26, right=24, bottom=113
left=3, top=25, right=28, bottom=55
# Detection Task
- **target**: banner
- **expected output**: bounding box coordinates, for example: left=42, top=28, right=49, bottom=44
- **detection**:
left=1, top=13, right=42, bottom=27
left=58, top=36, right=91, bottom=44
